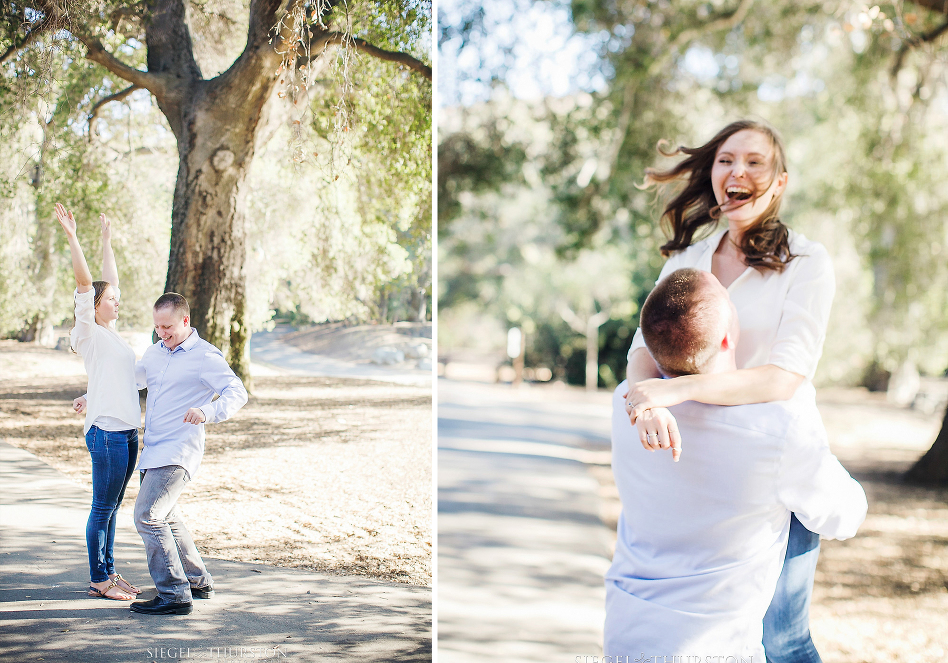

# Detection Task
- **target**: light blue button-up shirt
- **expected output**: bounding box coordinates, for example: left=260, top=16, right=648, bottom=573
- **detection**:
left=135, top=328, right=248, bottom=479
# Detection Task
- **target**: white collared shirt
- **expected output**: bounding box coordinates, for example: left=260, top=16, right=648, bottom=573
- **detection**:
left=605, top=385, right=867, bottom=657
left=135, top=328, right=248, bottom=479
left=628, top=228, right=835, bottom=380
left=70, top=287, right=141, bottom=434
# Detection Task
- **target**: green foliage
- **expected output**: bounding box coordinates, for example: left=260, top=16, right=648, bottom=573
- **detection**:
left=0, top=0, right=432, bottom=335
left=0, top=28, right=172, bottom=336
left=440, top=0, right=948, bottom=386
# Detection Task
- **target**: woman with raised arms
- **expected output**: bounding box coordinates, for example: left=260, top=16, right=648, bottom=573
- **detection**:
left=56, top=203, right=143, bottom=601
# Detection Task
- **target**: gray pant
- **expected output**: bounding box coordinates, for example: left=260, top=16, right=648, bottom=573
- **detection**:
left=134, top=465, right=212, bottom=602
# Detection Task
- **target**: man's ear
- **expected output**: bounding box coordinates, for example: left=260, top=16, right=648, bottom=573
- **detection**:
left=720, top=329, right=736, bottom=352
left=182, top=315, right=190, bottom=328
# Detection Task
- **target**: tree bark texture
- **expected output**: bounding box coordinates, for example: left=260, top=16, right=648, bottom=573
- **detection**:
left=162, top=60, right=280, bottom=387
left=906, top=403, right=948, bottom=485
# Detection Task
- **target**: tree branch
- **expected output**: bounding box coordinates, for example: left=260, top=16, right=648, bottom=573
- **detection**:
left=667, top=0, right=756, bottom=55
left=88, top=84, right=142, bottom=137
left=557, top=302, right=586, bottom=335
left=79, top=38, right=162, bottom=92
left=312, top=31, right=431, bottom=80
left=0, top=14, right=54, bottom=65
left=907, top=0, right=948, bottom=16
left=891, top=18, right=948, bottom=78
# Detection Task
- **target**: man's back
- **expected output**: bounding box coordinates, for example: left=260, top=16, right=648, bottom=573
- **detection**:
left=605, top=384, right=866, bottom=658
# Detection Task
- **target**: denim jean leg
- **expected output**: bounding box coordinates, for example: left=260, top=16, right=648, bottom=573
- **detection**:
left=166, top=505, right=213, bottom=590
left=135, top=466, right=197, bottom=602
left=763, top=513, right=823, bottom=663
left=86, top=427, right=134, bottom=583
left=104, top=430, right=139, bottom=576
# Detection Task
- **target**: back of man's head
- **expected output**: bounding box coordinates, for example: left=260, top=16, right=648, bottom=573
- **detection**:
left=640, top=268, right=730, bottom=377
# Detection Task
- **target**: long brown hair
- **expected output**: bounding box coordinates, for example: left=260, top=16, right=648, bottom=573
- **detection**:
left=93, top=281, right=111, bottom=310
left=643, top=119, right=796, bottom=272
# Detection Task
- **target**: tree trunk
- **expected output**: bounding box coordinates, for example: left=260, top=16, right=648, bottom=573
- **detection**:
left=161, top=69, right=278, bottom=389
left=408, top=287, right=426, bottom=322
left=586, top=317, right=599, bottom=392
left=905, top=403, right=948, bottom=485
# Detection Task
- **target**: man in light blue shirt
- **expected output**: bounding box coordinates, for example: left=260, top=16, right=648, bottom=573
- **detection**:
left=130, top=292, right=248, bottom=616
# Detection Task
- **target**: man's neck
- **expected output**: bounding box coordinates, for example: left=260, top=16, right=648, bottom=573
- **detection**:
left=704, top=352, right=738, bottom=375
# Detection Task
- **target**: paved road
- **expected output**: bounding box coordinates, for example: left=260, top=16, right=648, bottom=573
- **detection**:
left=0, top=442, right=431, bottom=662
left=250, top=328, right=431, bottom=387
left=0, top=330, right=432, bottom=661
left=437, top=379, right=614, bottom=662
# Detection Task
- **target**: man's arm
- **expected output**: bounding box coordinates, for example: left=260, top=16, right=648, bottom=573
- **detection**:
left=777, top=412, right=868, bottom=540
left=191, top=351, right=248, bottom=425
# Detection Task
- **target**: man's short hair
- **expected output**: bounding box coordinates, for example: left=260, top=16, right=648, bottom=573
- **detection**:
left=640, top=268, right=726, bottom=377
left=153, top=292, right=190, bottom=319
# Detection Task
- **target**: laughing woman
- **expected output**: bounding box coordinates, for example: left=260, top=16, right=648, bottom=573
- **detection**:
left=620, top=120, right=835, bottom=662
left=56, top=203, right=143, bottom=601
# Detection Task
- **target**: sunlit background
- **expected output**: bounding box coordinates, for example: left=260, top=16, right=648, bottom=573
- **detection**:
left=438, top=0, right=948, bottom=396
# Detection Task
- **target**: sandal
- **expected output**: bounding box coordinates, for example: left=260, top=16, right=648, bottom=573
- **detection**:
left=110, top=573, right=141, bottom=595
left=88, top=580, right=133, bottom=601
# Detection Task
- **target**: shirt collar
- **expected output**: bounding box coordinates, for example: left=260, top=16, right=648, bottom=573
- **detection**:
left=161, top=328, right=200, bottom=353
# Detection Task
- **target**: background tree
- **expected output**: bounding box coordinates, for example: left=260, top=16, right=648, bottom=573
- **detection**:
left=0, top=0, right=431, bottom=384
left=439, top=0, right=948, bottom=481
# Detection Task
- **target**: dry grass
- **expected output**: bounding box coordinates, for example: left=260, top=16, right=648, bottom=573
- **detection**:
left=0, top=340, right=432, bottom=586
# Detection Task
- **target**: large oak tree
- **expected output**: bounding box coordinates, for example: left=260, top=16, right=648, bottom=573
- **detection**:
left=2, top=0, right=431, bottom=384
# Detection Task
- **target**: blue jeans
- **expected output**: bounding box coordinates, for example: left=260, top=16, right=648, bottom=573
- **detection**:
left=134, top=465, right=213, bottom=603
left=763, top=513, right=823, bottom=663
left=85, top=426, right=139, bottom=583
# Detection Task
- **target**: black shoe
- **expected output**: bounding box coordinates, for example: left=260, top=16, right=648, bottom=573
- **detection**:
left=129, top=596, right=193, bottom=615
left=191, top=585, right=214, bottom=599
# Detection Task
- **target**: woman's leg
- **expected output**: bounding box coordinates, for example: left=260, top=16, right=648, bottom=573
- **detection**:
left=85, top=427, right=131, bottom=584
left=103, top=429, right=139, bottom=577
left=762, top=513, right=823, bottom=663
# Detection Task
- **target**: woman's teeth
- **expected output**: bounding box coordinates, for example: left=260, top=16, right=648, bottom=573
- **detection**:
left=726, top=186, right=752, bottom=201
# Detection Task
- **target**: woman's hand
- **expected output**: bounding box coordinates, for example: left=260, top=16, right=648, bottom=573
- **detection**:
left=625, top=377, right=692, bottom=423
left=54, top=203, right=77, bottom=237
left=635, top=407, right=682, bottom=462
left=100, top=213, right=111, bottom=243
left=73, top=396, right=87, bottom=414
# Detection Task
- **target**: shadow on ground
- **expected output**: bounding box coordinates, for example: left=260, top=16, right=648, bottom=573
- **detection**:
left=0, top=443, right=432, bottom=662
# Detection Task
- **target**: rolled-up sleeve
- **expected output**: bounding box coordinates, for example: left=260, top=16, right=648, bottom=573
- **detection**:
left=767, top=244, right=835, bottom=378
left=197, top=352, right=248, bottom=423
left=777, top=414, right=867, bottom=540
left=70, top=289, right=96, bottom=356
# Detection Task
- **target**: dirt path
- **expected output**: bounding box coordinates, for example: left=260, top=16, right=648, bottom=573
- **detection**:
left=807, top=388, right=948, bottom=661
left=0, top=341, right=432, bottom=586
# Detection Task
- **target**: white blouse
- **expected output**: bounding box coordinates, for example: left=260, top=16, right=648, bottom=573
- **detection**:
left=627, top=228, right=835, bottom=381
left=70, top=287, right=142, bottom=434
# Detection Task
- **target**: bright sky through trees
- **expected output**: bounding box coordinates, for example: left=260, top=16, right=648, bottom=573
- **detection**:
left=439, top=0, right=608, bottom=106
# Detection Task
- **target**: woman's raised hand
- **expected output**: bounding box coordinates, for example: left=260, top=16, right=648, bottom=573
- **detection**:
left=54, top=203, right=77, bottom=237
left=100, top=213, right=111, bottom=243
